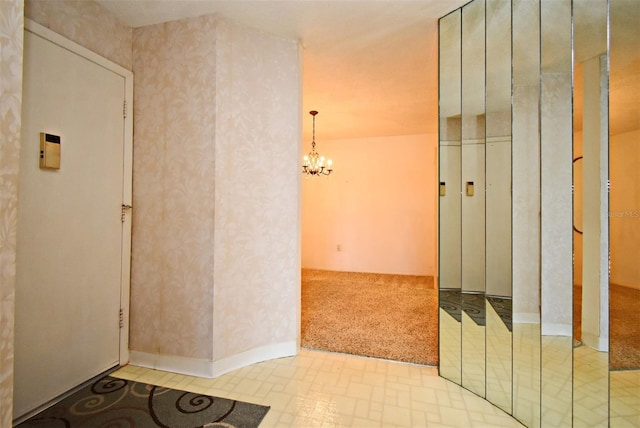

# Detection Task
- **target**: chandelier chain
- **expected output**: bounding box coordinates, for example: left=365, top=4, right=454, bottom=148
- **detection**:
left=311, top=114, right=316, bottom=150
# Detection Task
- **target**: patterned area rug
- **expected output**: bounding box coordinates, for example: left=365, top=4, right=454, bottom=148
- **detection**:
left=17, top=375, right=270, bottom=428
left=301, top=269, right=438, bottom=365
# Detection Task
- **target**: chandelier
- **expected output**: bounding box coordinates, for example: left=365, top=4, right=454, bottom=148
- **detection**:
left=302, top=110, right=333, bottom=176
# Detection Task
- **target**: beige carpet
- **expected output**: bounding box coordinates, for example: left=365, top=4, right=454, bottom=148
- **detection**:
left=574, top=283, right=639, bottom=370
left=610, top=284, right=640, bottom=370
left=301, top=269, right=438, bottom=366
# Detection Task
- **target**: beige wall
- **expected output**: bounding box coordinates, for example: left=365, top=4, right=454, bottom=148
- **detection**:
left=610, top=129, right=640, bottom=290
left=0, top=2, right=24, bottom=424
left=25, top=0, right=132, bottom=70
left=213, top=20, right=300, bottom=362
left=130, top=14, right=218, bottom=362
left=302, top=133, right=437, bottom=276
left=131, top=16, right=300, bottom=372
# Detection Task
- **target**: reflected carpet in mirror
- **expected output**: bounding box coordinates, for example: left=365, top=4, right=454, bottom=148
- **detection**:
left=610, top=284, right=640, bottom=370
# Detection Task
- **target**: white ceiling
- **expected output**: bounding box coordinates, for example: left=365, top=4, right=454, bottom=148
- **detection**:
left=96, top=0, right=638, bottom=141
left=96, top=0, right=468, bottom=140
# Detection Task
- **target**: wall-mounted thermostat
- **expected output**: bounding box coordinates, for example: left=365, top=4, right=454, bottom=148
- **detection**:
left=39, top=133, right=61, bottom=169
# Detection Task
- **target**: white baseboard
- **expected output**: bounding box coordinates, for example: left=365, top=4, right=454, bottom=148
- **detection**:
left=129, top=351, right=215, bottom=377
left=582, top=332, right=609, bottom=352
left=211, top=341, right=298, bottom=378
left=541, top=322, right=572, bottom=337
left=129, top=341, right=298, bottom=379
left=513, top=312, right=540, bottom=324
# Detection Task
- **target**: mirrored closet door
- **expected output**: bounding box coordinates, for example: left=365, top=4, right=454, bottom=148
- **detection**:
left=438, top=0, right=640, bottom=426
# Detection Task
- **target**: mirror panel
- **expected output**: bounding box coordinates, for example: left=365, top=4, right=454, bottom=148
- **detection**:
left=438, top=9, right=462, bottom=385
left=439, top=1, right=637, bottom=427
left=539, top=0, right=573, bottom=425
left=572, top=0, right=609, bottom=426
left=485, top=0, right=512, bottom=414
left=461, top=0, right=486, bottom=398
left=609, top=0, right=640, bottom=425
left=511, top=0, right=541, bottom=426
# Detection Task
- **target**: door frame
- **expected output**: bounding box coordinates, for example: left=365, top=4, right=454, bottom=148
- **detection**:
left=24, top=19, right=133, bottom=365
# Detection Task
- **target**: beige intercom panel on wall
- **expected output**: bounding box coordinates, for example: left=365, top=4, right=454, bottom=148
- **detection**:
left=466, top=181, right=474, bottom=197
left=39, top=133, right=61, bottom=169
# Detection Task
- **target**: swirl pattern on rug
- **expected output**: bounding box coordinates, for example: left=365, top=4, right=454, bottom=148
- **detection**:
left=17, top=376, right=269, bottom=428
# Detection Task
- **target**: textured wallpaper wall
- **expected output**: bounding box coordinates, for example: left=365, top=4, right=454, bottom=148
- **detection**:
left=131, top=15, right=300, bottom=367
left=25, top=0, right=132, bottom=70
left=0, top=1, right=23, bottom=425
left=213, top=19, right=300, bottom=361
left=131, top=15, right=218, bottom=360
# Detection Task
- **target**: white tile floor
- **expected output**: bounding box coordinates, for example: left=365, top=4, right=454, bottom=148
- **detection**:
left=113, top=349, right=525, bottom=427
left=610, top=369, right=640, bottom=427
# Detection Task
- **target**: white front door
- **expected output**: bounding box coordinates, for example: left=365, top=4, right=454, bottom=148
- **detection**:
left=14, top=24, right=132, bottom=419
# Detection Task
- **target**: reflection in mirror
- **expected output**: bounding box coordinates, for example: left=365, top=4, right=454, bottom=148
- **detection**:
left=511, top=0, right=541, bottom=425
left=484, top=0, right=512, bottom=414
left=438, top=1, right=637, bottom=426
left=609, top=0, right=640, bottom=426
left=461, top=0, right=486, bottom=398
left=573, top=156, right=583, bottom=235
left=540, top=0, right=573, bottom=425
left=572, top=0, right=609, bottom=426
left=438, top=10, right=462, bottom=386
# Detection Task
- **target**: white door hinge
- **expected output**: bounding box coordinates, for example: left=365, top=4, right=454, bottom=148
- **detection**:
left=119, top=308, right=124, bottom=329
left=123, top=100, right=128, bottom=119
